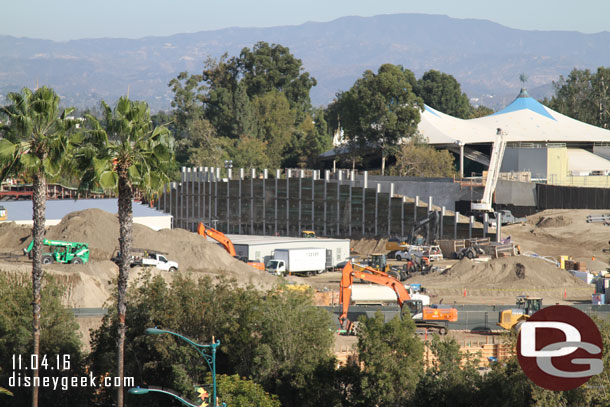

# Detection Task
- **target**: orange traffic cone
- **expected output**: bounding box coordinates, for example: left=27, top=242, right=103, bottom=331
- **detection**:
left=463, top=288, right=467, bottom=297
left=563, top=288, right=567, bottom=299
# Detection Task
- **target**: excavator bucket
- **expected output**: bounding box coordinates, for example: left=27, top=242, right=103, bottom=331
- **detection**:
left=197, top=223, right=207, bottom=238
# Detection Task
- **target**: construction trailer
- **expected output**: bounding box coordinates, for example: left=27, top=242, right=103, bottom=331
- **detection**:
left=227, top=234, right=350, bottom=269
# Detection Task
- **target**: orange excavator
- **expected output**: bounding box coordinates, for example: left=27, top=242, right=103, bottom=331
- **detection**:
left=339, top=262, right=457, bottom=335
left=197, top=223, right=265, bottom=271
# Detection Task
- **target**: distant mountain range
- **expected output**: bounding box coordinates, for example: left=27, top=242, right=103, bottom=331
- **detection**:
left=2, top=13, right=610, bottom=112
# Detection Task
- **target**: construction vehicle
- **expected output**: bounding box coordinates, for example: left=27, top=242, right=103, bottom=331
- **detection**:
left=455, top=244, right=485, bottom=260
left=197, top=223, right=265, bottom=271
left=301, top=230, right=317, bottom=238
left=407, top=210, right=441, bottom=246
left=340, top=262, right=458, bottom=334
left=368, top=253, right=390, bottom=273
left=24, top=239, right=89, bottom=265
left=471, top=129, right=507, bottom=212
left=497, top=296, right=543, bottom=330
left=386, top=237, right=409, bottom=257
left=266, top=248, right=326, bottom=276
left=0, top=206, right=6, bottom=221
left=131, top=252, right=179, bottom=272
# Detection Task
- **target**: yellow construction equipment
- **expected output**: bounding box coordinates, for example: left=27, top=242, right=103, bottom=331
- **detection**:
left=369, top=253, right=390, bottom=273
left=301, top=230, right=316, bottom=238
left=497, top=296, right=542, bottom=330
left=0, top=206, right=6, bottom=221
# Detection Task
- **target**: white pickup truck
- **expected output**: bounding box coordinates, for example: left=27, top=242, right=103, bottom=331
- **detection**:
left=132, top=253, right=179, bottom=272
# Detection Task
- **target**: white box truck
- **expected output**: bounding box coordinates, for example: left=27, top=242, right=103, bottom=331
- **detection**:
left=266, top=248, right=326, bottom=276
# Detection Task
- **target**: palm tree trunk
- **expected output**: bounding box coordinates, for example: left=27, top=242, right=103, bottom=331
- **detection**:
left=116, top=171, right=133, bottom=407
left=31, top=172, right=46, bottom=407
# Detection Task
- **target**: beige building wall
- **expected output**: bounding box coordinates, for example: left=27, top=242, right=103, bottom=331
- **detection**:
left=546, top=146, right=610, bottom=187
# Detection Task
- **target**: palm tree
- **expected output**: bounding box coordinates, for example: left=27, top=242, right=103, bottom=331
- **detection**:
left=73, top=96, right=173, bottom=407
left=0, top=86, right=74, bottom=407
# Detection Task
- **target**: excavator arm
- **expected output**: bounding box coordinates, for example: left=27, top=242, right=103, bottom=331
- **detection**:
left=339, top=262, right=458, bottom=332
left=339, top=262, right=412, bottom=328
left=197, top=223, right=237, bottom=256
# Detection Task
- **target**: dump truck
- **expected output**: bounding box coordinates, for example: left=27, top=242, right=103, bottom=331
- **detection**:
left=266, top=248, right=326, bottom=276
left=24, top=239, right=89, bottom=264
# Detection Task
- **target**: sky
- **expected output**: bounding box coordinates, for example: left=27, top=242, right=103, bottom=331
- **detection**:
left=3, top=0, right=610, bottom=41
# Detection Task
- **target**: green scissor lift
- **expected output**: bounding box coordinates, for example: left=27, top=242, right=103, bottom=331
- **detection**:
left=24, top=239, right=90, bottom=264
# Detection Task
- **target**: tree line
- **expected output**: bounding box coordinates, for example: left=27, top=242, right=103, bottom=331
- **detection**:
left=1, top=273, right=609, bottom=407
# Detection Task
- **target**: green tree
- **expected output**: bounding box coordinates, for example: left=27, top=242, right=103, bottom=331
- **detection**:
left=252, top=91, right=296, bottom=168
left=330, top=64, right=423, bottom=175
left=239, top=42, right=316, bottom=119
left=545, top=67, right=610, bottom=128
left=415, top=70, right=473, bottom=119
left=0, top=86, right=75, bottom=407
left=414, top=335, right=482, bottom=407
left=0, top=274, right=85, bottom=406
left=74, top=97, right=174, bottom=407
left=217, top=374, right=280, bottom=407
left=357, top=312, right=423, bottom=406
left=471, top=105, right=494, bottom=118
left=90, top=275, right=337, bottom=407
left=392, top=137, right=456, bottom=177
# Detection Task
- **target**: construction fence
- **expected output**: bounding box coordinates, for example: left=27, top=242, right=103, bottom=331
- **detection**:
left=155, top=167, right=494, bottom=240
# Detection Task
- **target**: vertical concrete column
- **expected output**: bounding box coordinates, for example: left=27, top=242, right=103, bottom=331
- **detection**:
left=350, top=170, right=355, bottom=182
left=440, top=206, right=446, bottom=238
left=199, top=167, right=204, bottom=223
left=428, top=196, right=433, bottom=213
left=169, top=182, right=176, bottom=220
left=459, top=143, right=465, bottom=179
left=454, top=212, right=459, bottom=239
left=226, top=170, right=230, bottom=233
left=275, top=169, right=280, bottom=235
left=214, top=167, right=218, bottom=220
left=189, top=167, right=195, bottom=230
left=163, top=182, right=168, bottom=215
left=375, top=184, right=380, bottom=236
left=286, top=171, right=290, bottom=235
left=469, top=216, right=474, bottom=239
left=362, top=183, right=366, bottom=236
left=496, top=212, right=502, bottom=243
left=324, top=170, right=329, bottom=236
left=250, top=168, right=255, bottom=234
left=337, top=173, right=342, bottom=236
left=401, top=197, right=406, bottom=237
left=388, top=183, right=394, bottom=236
left=239, top=169, right=244, bottom=234
left=363, top=171, right=368, bottom=189
left=483, top=213, right=488, bottom=237
left=208, top=168, right=212, bottom=225
left=298, top=170, right=303, bottom=234
left=263, top=169, right=267, bottom=235
left=348, top=178, right=353, bottom=235
left=414, top=196, right=419, bottom=223
left=181, top=167, right=186, bottom=229
left=311, top=177, right=315, bottom=232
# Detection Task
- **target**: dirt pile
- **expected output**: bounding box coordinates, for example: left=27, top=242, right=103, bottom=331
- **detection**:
left=0, top=222, right=33, bottom=253
left=351, top=238, right=387, bottom=256
left=411, top=256, right=593, bottom=301
left=533, top=215, right=572, bottom=228
left=437, top=256, right=587, bottom=289
left=44, top=209, right=277, bottom=288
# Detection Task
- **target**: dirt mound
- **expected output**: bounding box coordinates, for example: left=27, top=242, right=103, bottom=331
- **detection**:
left=436, top=256, right=586, bottom=288
left=535, top=215, right=572, bottom=228
left=44, top=209, right=277, bottom=289
left=0, top=222, right=33, bottom=253
left=351, top=238, right=387, bottom=256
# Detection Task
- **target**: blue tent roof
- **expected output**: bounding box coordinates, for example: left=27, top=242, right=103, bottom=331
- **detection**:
left=492, top=88, right=556, bottom=121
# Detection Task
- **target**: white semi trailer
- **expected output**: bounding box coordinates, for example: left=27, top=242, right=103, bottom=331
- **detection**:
left=266, top=248, right=326, bottom=276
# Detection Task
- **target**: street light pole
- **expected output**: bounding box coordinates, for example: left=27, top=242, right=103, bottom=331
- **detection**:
left=138, top=328, right=222, bottom=407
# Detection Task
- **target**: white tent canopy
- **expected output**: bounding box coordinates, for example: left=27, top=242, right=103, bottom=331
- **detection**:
left=419, top=89, right=610, bottom=145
